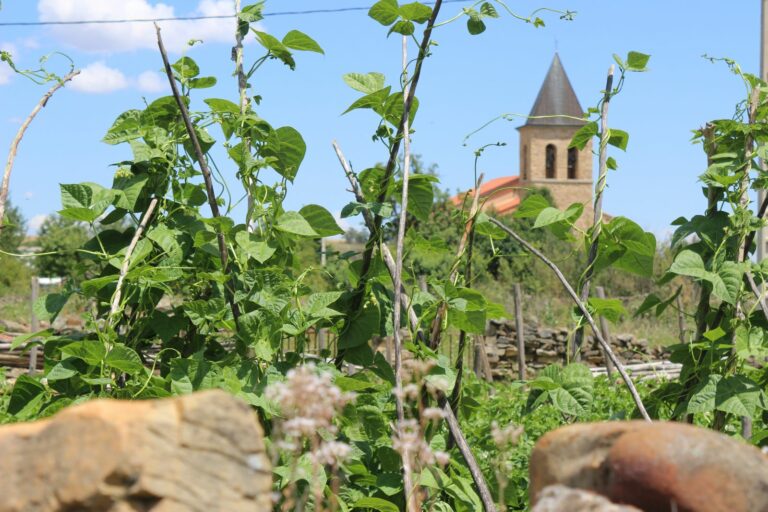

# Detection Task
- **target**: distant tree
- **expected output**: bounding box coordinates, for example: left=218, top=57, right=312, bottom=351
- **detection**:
left=344, top=227, right=369, bottom=244
left=0, top=200, right=25, bottom=252
left=35, top=215, right=89, bottom=279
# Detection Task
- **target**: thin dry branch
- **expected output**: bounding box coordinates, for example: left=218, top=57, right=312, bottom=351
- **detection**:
left=232, top=0, right=256, bottom=232
left=392, top=35, right=417, bottom=512
left=573, top=65, right=614, bottom=359
left=109, top=197, right=159, bottom=318
left=155, top=23, right=241, bottom=328
left=333, top=140, right=496, bottom=511
left=346, top=0, right=445, bottom=357
left=428, top=173, right=484, bottom=350
left=489, top=217, right=652, bottom=422
left=0, top=70, right=79, bottom=228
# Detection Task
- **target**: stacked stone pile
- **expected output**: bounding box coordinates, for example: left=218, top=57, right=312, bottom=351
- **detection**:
left=483, top=319, right=670, bottom=379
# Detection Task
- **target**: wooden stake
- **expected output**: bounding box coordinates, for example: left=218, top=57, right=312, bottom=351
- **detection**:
left=513, top=283, right=526, bottom=381
left=595, top=286, right=616, bottom=382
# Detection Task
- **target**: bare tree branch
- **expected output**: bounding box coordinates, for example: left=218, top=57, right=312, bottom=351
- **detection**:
left=155, top=23, right=241, bottom=328
left=573, top=65, right=614, bottom=360
left=344, top=0, right=445, bottom=361
left=489, top=217, right=652, bottom=422
left=0, top=70, right=79, bottom=228
left=109, top=198, right=159, bottom=319
left=333, top=140, right=496, bottom=511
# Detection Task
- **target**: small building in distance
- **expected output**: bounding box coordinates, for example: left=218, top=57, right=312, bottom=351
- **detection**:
left=452, top=53, right=594, bottom=226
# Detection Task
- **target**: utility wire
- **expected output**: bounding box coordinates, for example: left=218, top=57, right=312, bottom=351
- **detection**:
left=0, top=0, right=471, bottom=27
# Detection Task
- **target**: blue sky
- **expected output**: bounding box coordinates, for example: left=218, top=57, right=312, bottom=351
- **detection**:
left=0, top=1, right=762, bottom=237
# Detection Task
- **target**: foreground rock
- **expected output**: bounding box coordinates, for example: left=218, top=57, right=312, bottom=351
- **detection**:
left=530, top=421, right=768, bottom=512
left=532, top=485, right=641, bottom=512
left=0, top=390, right=271, bottom=512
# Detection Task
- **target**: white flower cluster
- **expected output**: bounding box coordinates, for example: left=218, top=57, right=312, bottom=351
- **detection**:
left=491, top=421, right=524, bottom=449
left=266, top=364, right=355, bottom=467
left=392, top=419, right=450, bottom=471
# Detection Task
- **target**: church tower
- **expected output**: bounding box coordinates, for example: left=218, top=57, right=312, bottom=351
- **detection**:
left=518, top=54, right=593, bottom=226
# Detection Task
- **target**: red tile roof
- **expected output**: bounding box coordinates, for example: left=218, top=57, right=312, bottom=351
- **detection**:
left=451, top=175, right=521, bottom=215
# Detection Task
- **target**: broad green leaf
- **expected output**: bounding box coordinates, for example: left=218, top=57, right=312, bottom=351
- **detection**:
left=514, top=194, right=550, bottom=219
left=343, top=72, right=386, bottom=94
left=687, top=373, right=720, bottom=414
left=252, top=30, right=295, bottom=69
left=172, top=56, right=199, bottom=79
left=625, top=51, right=651, bottom=71
left=569, top=121, right=598, bottom=150
left=474, top=212, right=507, bottom=239
left=716, top=375, right=767, bottom=417
left=403, top=174, right=435, bottom=222
left=368, top=0, right=400, bottom=26
left=10, top=329, right=53, bottom=350
left=188, top=76, right=217, bottom=89
left=711, top=261, right=743, bottom=305
left=734, top=326, right=768, bottom=360
left=466, top=11, right=486, bottom=35
left=45, top=358, right=79, bottom=381
left=353, top=497, right=399, bottom=512
left=550, top=386, right=590, bottom=416
left=33, top=292, right=71, bottom=323
left=338, top=300, right=380, bottom=349
left=61, top=340, right=107, bottom=366
left=343, top=87, right=391, bottom=115
left=399, top=2, right=432, bottom=22
left=235, top=231, right=276, bottom=263
left=607, top=129, right=629, bottom=151
left=263, top=126, right=306, bottom=181
left=8, top=375, right=46, bottom=418
left=105, top=344, right=143, bottom=374
left=282, top=30, right=324, bottom=54
left=389, top=19, right=415, bottom=35
left=275, top=211, right=319, bottom=237
left=103, top=109, right=142, bottom=145
left=306, top=291, right=344, bottom=318
left=113, top=174, right=148, bottom=211
left=669, top=250, right=709, bottom=280
left=340, top=201, right=393, bottom=219
left=299, top=204, right=344, bottom=237
left=588, top=297, right=626, bottom=323
left=204, top=98, right=240, bottom=114
left=480, top=2, right=499, bottom=18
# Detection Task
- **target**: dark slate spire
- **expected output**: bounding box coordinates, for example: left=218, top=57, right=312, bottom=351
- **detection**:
left=526, top=53, right=585, bottom=126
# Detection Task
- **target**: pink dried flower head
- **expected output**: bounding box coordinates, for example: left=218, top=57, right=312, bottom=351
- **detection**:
left=491, top=421, right=524, bottom=449
left=421, top=407, right=445, bottom=422
left=392, top=419, right=438, bottom=472
left=434, top=451, right=450, bottom=467
left=402, top=357, right=436, bottom=381
left=311, top=441, right=352, bottom=467
left=266, top=364, right=354, bottom=439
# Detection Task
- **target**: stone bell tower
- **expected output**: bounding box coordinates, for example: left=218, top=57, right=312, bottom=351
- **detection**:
left=518, top=53, right=593, bottom=226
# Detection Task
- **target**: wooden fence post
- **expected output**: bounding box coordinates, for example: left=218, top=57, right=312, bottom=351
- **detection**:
left=28, top=276, right=39, bottom=374
left=676, top=294, right=687, bottom=343
left=513, top=283, right=526, bottom=381
left=595, top=286, right=615, bottom=381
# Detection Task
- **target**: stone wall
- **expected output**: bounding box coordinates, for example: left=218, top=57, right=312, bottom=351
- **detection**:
left=482, top=319, right=670, bottom=379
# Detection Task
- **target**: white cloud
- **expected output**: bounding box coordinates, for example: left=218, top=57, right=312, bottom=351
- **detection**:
left=37, top=0, right=240, bottom=54
left=0, top=65, right=13, bottom=86
left=136, top=70, right=166, bottom=93
left=24, top=191, right=35, bottom=200
left=20, top=38, right=40, bottom=49
left=28, top=214, right=48, bottom=234
left=70, top=61, right=129, bottom=93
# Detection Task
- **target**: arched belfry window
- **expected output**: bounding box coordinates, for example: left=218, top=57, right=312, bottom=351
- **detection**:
left=545, top=144, right=556, bottom=179
left=522, top=145, right=528, bottom=180
left=567, top=147, right=578, bottom=179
